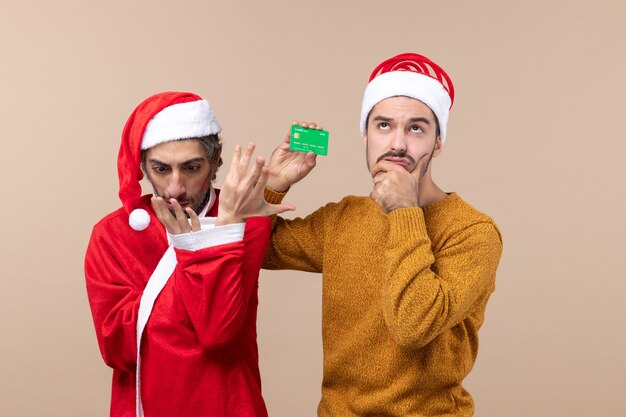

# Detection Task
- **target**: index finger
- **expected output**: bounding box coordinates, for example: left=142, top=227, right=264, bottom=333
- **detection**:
left=371, top=160, right=400, bottom=178
left=151, top=197, right=170, bottom=221
left=151, top=196, right=177, bottom=230
left=186, top=207, right=201, bottom=232
left=297, top=120, right=322, bottom=130
left=170, top=198, right=192, bottom=233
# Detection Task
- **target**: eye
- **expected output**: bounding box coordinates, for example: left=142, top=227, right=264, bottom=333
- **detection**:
left=378, top=122, right=390, bottom=130
left=152, top=165, right=169, bottom=174
left=410, top=125, right=424, bottom=134
left=185, top=164, right=201, bottom=173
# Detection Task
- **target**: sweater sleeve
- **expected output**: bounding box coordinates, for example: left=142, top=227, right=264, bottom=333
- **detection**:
left=382, top=207, right=503, bottom=350
left=262, top=188, right=325, bottom=273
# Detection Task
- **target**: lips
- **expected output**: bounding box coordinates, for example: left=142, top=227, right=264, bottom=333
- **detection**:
left=385, top=157, right=411, bottom=168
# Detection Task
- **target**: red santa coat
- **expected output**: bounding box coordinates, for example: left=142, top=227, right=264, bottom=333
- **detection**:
left=85, top=192, right=270, bottom=417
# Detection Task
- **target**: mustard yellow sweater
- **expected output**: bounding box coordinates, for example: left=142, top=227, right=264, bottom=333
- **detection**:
left=264, top=191, right=503, bottom=417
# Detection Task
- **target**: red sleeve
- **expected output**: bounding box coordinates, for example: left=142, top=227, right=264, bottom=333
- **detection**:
left=85, top=215, right=271, bottom=370
left=172, top=216, right=271, bottom=350
left=84, top=224, right=147, bottom=373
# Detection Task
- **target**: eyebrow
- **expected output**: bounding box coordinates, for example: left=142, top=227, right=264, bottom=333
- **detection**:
left=372, top=115, right=431, bottom=125
left=408, top=117, right=431, bottom=125
left=147, top=157, right=205, bottom=166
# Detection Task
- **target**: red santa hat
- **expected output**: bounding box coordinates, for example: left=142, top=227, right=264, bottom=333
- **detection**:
left=360, top=52, right=455, bottom=142
left=117, top=91, right=222, bottom=231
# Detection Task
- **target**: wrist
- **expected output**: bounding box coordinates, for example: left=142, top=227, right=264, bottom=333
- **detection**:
left=266, top=178, right=290, bottom=193
left=216, top=213, right=244, bottom=226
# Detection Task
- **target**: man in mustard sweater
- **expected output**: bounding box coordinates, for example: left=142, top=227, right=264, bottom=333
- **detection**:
left=264, top=53, right=503, bottom=416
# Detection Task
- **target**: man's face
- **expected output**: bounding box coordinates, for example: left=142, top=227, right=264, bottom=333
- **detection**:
left=364, top=96, right=442, bottom=177
left=144, top=139, right=212, bottom=214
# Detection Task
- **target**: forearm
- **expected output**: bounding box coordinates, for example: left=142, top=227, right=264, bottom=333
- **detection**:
left=85, top=242, right=142, bottom=372
left=263, top=187, right=324, bottom=272
left=173, top=246, right=249, bottom=349
left=382, top=208, right=502, bottom=349
left=170, top=222, right=255, bottom=350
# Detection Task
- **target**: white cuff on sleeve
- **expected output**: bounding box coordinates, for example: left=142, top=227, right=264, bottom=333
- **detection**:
left=168, top=218, right=245, bottom=251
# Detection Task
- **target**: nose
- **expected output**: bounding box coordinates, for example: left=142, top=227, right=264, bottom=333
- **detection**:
left=165, top=170, right=186, bottom=199
left=390, top=129, right=407, bottom=152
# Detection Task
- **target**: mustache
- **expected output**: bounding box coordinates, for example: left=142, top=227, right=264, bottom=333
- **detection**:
left=376, top=151, right=416, bottom=165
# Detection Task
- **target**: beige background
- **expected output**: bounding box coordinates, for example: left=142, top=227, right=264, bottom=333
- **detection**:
left=1, top=1, right=625, bottom=415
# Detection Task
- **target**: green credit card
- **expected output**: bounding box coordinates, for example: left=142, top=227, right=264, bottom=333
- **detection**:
left=290, top=125, right=329, bottom=156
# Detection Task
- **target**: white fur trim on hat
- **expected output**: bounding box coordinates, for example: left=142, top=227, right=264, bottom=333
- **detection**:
left=360, top=71, right=452, bottom=142
left=141, top=99, right=222, bottom=150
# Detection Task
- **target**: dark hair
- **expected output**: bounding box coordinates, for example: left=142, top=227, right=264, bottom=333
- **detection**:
left=195, top=135, right=223, bottom=182
left=141, top=134, right=223, bottom=182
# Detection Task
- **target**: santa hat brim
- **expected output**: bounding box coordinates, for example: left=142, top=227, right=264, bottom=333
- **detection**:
left=360, top=71, right=451, bottom=142
left=142, top=99, right=221, bottom=150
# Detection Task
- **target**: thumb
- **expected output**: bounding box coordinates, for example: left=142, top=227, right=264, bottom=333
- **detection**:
left=265, top=202, right=296, bottom=216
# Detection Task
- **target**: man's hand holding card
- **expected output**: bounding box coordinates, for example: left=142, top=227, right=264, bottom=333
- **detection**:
left=267, top=121, right=325, bottom=192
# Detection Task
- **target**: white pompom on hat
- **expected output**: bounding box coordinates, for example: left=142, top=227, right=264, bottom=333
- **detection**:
left=360, top=53, right=455, bottom=142
left=117, top=92, right=222, bottom=231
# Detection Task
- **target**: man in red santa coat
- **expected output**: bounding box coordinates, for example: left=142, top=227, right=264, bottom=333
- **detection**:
left=85, top=91, right=294, bottom=417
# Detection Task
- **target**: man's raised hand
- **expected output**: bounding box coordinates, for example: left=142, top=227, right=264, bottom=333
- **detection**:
left=266, top=121, right=319, bottom=192
left=217, top=143, right=296, bottom=226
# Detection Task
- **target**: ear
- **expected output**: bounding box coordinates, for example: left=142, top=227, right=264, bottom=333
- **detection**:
left=432, top=137, right=443, bottom=158
left=362, top=132, right=368, bottom=147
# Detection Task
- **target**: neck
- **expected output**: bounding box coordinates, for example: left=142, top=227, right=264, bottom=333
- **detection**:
left=418, top=173, right=447, bottom=207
